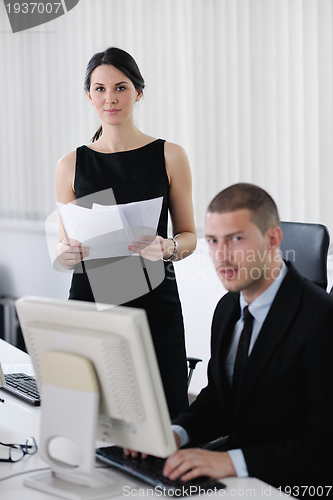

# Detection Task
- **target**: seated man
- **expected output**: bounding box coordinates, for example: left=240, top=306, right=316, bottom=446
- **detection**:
left=163, top=183, right=333, bottom=495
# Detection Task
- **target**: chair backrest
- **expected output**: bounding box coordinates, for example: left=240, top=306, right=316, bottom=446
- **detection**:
left=280, top=221, right=330, bottom=290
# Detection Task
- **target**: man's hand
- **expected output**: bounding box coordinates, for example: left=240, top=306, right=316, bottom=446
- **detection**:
left=124, top=431, right=180, bottom=458
left=123, top=448, right=148, bottom=459
left=123, top=432, right=180, bottom=460
left=163, top=449, right=236, bottom=482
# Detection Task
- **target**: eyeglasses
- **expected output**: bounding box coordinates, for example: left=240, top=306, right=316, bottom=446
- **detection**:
left=0, top=437, right=38, bottom=463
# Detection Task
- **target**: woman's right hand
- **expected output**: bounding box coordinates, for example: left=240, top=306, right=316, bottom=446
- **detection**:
left=56, top=237, right=90, bottom=270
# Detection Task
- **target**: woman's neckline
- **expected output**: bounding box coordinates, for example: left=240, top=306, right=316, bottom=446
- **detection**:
left=84, top=139, right=160, bottom=155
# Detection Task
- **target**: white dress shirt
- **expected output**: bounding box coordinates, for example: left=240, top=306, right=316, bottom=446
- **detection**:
left=172, top=261, right=288, bottom=477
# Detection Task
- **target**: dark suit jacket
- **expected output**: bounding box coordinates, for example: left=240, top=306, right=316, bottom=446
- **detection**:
left=174, top=262, right=333, bottom=491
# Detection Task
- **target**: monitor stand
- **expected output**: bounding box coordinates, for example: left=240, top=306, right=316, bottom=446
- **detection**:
left=24, top=352, right=132, bottom=499
left=24, top=470, right=126, bottom=500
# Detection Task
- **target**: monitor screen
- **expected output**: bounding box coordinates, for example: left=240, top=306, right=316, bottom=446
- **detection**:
left=15, top=296, right=177, bottom=498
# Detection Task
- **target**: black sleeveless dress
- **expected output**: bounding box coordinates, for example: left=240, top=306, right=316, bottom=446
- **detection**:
left=69, top=139, right=189, bottom=419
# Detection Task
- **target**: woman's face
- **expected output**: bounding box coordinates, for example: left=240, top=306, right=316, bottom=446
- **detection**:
left=86, top=64, right=142, bottom=127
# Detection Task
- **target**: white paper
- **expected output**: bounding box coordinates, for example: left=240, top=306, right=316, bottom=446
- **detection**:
left=92, top=197, right=163, bottom=229
left=57, top=197, right=163, bottom=260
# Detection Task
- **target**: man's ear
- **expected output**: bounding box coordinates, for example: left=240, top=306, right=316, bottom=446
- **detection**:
left=267, top=226, right=283, bottom=252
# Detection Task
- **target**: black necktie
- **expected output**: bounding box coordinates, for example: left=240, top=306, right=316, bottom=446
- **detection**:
left=232, top=306, right=254, bottom=394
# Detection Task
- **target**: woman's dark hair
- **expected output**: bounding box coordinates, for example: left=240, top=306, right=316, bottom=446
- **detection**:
left=85, top=47, right=145, bottom=142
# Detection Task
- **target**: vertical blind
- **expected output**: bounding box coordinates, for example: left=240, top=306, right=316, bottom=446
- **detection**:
left=0, top=0, right=332, bottom=236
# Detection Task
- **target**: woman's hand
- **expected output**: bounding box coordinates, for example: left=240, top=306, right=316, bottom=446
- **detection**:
left=129, top=235, right=165, bottom=261
left=56, top=237, right=90, bottom=270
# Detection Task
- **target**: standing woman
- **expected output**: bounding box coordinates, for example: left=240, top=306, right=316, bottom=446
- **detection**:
left=56, top=47, right=197, bottom=419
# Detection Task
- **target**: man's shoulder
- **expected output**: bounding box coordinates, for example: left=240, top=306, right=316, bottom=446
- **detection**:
left=299, top=278, right=333, bottom=317
left=284, top=261, right=333, bottom=309
left=215, top=290, right=239, bottom=307
left=212, top=291, right=239, bottom=322
left=267, top=262, right=333, bottom=337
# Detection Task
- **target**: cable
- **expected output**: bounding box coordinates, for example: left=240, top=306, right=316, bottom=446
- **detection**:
left=0, top=464, right=111, bottom=482
left=0, top=467, right=50, bottom=482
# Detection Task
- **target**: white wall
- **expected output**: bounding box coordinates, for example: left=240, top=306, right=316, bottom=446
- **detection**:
left=0, top=0, right=333, bottom=236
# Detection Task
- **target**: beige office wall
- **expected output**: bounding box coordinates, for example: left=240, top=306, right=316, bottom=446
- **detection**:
left=0, top=0, right=333, bottom=236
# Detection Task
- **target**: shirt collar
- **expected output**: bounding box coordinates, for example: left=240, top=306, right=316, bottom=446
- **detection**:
left=240, top=261, right=288, bottom=324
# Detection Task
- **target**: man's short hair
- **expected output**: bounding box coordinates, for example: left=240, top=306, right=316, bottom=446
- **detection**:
left=207, top=183, right=280, bottom=235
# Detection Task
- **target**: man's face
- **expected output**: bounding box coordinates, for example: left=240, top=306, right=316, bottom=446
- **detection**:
left=205, top=209, right=280, bottom=302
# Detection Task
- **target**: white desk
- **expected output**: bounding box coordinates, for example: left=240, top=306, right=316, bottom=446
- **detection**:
left=0, top=339, right=289, bottom=499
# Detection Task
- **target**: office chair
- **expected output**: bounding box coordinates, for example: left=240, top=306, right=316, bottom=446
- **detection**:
left=280, top=221, right=330, bottom=290
left=187, top=357, right=202, bottom=390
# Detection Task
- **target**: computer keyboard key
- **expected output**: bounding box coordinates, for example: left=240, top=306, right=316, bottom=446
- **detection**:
left=2, top=373, right=41, bottom=406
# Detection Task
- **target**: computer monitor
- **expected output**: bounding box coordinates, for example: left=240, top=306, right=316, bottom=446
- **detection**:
left=0, top=361, right=5, bottom=388
left=15, top=296, right=177, bottom=500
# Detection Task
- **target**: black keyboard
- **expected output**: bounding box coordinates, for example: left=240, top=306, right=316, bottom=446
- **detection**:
left=2, top=373, right=41, bottom=406
left=96, top=445, right=225, bottom=496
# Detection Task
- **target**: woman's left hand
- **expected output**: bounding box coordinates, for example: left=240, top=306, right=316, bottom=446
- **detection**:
left=129, top=235, right=164, bottom=261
